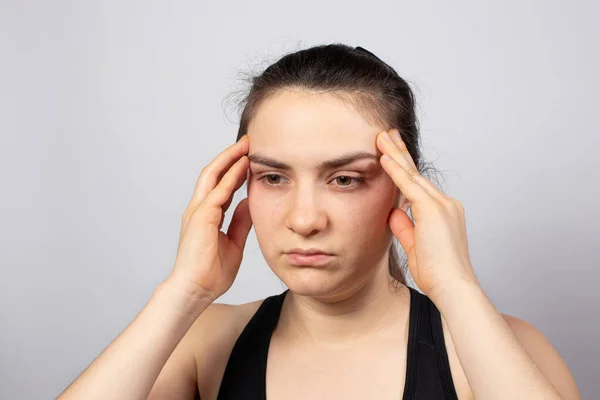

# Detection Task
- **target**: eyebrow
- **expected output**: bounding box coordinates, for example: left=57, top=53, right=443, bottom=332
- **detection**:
left=247, top=151, right=379, bottom=171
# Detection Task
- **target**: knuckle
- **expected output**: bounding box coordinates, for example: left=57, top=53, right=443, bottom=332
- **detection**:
left=406, top=166, right=419, bottom=177
left=442, top=197, right=464, bottom=212
left=181, top=207, right=194, bottom=222
left=408, top=173, right=419, bottom=186
left=396, top=139, right=408, bottom=150
left=454, top=200, right=465, bottom=212
left=431, top=200, right=446, bottom=214
left=211, top=184, right=226, bottom=200
left=199, top=165, right=211, bottom=180
left=189, top=204, right=221, bottom=226
left=204, top=207, right=223, bottom=226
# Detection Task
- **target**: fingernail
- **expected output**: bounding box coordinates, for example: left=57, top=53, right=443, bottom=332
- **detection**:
left=392, top=129, right=402, bottom=141
left=382, top=131, right=393, bottom=142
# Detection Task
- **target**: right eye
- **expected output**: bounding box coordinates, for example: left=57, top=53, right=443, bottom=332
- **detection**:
left=258, top=174, right=287, bottom=187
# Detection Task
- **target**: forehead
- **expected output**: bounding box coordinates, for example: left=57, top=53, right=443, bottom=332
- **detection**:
left=246, top=90, right=385, bottom=159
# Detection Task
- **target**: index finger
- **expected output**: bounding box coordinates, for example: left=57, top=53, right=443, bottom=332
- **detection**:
left=188, top=135, right=249, bottom=209
left=377, top=130, right=444, bottom=203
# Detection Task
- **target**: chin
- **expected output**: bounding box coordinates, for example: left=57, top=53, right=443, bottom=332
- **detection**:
left=284, top=278, right=334, bottom=297
left=273, top=262, right=357, bottom=299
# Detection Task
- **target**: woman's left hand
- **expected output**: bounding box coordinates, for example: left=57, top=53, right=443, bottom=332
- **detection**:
left=377, top=128, right=479, bottom=301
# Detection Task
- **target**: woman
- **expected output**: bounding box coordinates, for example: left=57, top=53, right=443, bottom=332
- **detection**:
left=58, top=44, right=580, bottom=399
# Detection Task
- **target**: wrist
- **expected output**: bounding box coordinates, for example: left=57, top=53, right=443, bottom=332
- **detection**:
left=428, top=276, right=484, bottom=315
left=155, top=277, right=215, bottom=322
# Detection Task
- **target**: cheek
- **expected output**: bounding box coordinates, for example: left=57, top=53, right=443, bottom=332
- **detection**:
left=247, top=182, right=280, bottom=232
left=247, top=177, right=396, bottom=233
left=337, top=184, right=395, bottom=228
left=321, top=194, right=391, bottom=272
left=246, top=180, right=261, bottom=217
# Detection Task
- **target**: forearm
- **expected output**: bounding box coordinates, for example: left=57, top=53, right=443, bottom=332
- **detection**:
left=57, top=278, right=213, bottom=400
left=432, top=279, right=562, bottom=400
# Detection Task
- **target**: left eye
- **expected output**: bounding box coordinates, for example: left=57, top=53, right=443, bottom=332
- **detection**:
left=334, top=176, right=360, bottom=187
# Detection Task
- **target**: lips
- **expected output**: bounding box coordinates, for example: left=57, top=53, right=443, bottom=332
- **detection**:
left=286, top=247, right=333, bottom=256
left=284, top=249, right=334, bottom=266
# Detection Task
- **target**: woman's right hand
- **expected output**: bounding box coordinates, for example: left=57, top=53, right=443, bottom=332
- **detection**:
left=168, top=135, right=252, bottom=302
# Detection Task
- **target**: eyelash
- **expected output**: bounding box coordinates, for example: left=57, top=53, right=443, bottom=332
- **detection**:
left=257, top=174, right=365, bottom=191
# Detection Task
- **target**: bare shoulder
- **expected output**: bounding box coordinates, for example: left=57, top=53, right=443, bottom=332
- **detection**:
left=437, top=312, right=580, bottom=400
left=501, top=313, right=581, bottom=400
left=189, top=297, right=266, bottom=400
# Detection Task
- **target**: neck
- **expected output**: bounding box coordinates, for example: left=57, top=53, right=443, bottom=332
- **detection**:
left=279, top=262, right=410, bottom=348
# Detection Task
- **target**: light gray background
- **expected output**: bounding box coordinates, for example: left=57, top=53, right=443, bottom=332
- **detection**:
left=1, top=1, right=598, bottom=399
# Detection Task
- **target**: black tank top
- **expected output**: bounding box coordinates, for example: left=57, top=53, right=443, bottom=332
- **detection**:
left=214, top=286, right=459, bottom=400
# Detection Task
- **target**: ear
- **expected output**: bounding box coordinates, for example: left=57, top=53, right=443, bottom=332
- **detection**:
left=394, top=190, right=411, bottom=213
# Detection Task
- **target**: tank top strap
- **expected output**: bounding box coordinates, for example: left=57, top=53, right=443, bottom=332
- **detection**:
left=217, top=287, right=459, bottom=400
left=402, top=286, right=459, bottom=400
left=216, top=289, right=288, bottom=400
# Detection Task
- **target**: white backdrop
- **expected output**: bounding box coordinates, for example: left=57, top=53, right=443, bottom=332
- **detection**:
left=1, top=0, right=598, bottom=398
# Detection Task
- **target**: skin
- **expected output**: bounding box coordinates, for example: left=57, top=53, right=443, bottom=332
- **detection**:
left=246, top=89, right=407, bottom=326
left=243, top=89, right=580, bottom=399
left=57, top=88, right=581, bottom=400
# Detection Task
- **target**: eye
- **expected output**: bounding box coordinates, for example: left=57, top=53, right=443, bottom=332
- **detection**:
left=334, top=175, right=364, bottom=188
left=257, top=174, right=364, bottom=190
left=259, top=174, right=284, bottom=185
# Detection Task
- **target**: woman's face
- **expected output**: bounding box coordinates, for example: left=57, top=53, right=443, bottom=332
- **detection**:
left=246, top=90, right=401, bottom=297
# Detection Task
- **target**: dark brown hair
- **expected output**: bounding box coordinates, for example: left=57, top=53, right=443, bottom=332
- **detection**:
left=228, top=42, right=444, bottom=289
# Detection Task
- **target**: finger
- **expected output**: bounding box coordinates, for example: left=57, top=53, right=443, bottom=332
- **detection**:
left=387, top=208, right=416, bottom=264
left=188, top=135, right=249, bottom=209
left=205, top=155, right=249, bottom=209
left=221, top=167, right=248, bottom=215
left=218, top=171, right=248, bottom=231
left=377, top=130, right=445, bottom=202
left=379, top=129, right=442, bottom=199
left=227, top=197, right=253, bottom=251
left=383, top=130, right=419, bottom=170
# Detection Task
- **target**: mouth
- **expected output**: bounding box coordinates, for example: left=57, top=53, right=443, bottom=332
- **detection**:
left=284, top=252, right=335, bottom=267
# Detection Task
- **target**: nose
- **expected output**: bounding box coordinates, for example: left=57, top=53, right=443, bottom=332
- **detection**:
left=284, top=186, right=328, bottom=237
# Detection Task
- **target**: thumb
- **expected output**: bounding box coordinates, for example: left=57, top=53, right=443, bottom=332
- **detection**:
left=388, top=207, right=415, bottom=258
left=227, top=197, right=253, bottom=251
